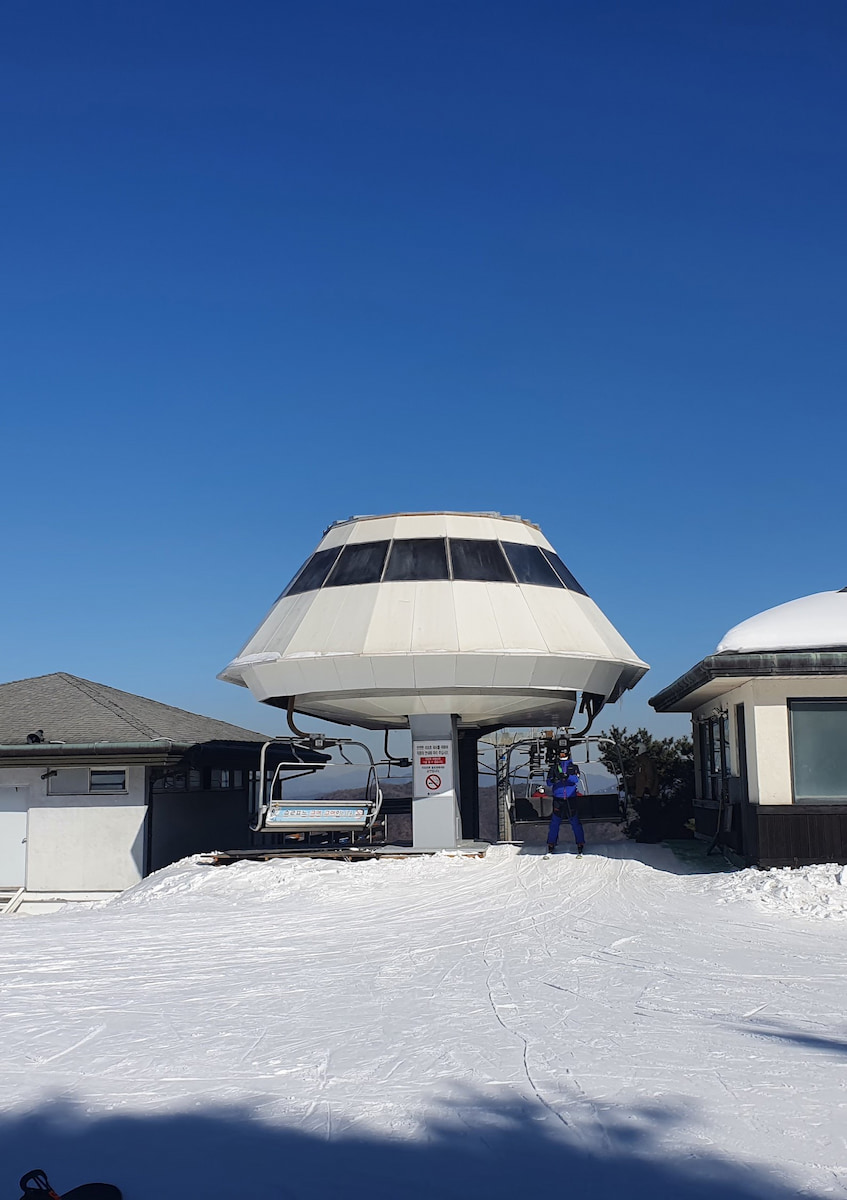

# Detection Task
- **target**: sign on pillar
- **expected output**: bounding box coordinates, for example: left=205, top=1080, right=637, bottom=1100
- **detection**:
left=410, top=716, right=462, bottom=849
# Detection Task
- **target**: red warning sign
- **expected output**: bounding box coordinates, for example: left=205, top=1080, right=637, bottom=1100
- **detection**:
left=425, top=773, right=441, bottom=791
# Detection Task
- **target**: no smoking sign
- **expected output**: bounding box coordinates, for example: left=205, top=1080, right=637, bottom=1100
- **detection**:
left=414, top=740, right=453, bottom=798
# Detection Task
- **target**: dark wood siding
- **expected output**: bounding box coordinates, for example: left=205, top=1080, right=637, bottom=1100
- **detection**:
left=754, top=807, right=847, bottom=867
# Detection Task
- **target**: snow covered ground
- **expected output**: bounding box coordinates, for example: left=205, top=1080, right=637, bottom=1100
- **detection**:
left=2, top=842, right=847, bottom=1200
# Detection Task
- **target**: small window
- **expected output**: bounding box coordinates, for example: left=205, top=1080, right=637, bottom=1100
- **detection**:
left=325, top=541, right=388, bottom=587
left=541, top=550, right=588, bottom=595
left=89, top=770, right=127, bottom=793
left=449, top=539, right=515, bottom=583
left=233, top=769, right=243, bottom=789
left=383, top=538, right=449, bottom=582
left=281, top=546, right=343, bottom=598
left=502, top=542, right=565, bottom=588
left=211, top=769, right=231, bottom=789
left=51, top=768, right=128, bottom=795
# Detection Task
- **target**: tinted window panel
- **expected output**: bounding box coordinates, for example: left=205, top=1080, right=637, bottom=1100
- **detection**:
left=283, top=547, right=343, bottom=597
left=541, top=550, right=588, bottom=595
left=502, top=542, right=565, bottom=588
left=384, top=538, right=449, bottom=581
left=449, top=539, right=515, bottom=582
left=791, top=701, right=847, bottom=801
left=325, top=540, right=388, bottom=586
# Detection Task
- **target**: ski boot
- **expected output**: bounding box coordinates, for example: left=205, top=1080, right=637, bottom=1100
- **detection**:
left=19, top=1170, right=122, bottom=1200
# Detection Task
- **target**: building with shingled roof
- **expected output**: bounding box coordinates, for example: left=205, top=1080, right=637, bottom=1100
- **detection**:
left=0, top=673, right=321, bottom=908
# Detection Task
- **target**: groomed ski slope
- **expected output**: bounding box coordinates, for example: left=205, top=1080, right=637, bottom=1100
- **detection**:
left=1, top=843, right=846, bottom=1200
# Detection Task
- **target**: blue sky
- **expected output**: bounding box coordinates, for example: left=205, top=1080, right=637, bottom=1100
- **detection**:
left=2, top=1, right=845, bottom=739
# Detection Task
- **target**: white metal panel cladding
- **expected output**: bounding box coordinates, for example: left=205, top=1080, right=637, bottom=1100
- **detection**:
left=412, top=582, right=460, bottom=653
left=569, top=591, right=638, bottom=660
left=346, top=515, right=400, bottom=544
left=521, top=587, right=611, bottom=658
left=285, top=585, right=377, bottom=657
left=220, top=511, right=648, bottom=727
left=364, top=582, right=415, bottom=655
left=486, top=585, right=547, bottom=654
left=452, top=582, right=503, bottom=652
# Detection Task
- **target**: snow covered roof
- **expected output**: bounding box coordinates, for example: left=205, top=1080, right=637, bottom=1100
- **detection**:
left=650, top=587, right=847, bottom=713
left=717, top=590, right=847, bottom=654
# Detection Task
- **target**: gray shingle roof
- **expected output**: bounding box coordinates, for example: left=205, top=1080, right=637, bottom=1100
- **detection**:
left=0, top=673, right=271, bottom=746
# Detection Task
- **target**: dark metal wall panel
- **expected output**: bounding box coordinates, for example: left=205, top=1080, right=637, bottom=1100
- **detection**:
left=149, top=789, right=250, bottom=873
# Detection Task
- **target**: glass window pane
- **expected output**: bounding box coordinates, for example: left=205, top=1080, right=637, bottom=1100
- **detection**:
left=449, top=539, right=515, bottom=582
left=502, top=542, right=565, bottom=587
left=791, top=701, right=847, bottom=801
left=325, top=541, right=389, bottom=587
left=89, top=770, right=126, bottom=792
left=384, top=538, right=449, bottom=581
left=541, top=550, right=588, bottom=595
left=282, top=547, right=343, bottom=598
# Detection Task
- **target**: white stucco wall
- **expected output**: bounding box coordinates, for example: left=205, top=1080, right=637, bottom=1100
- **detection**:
left=0, top=764, right=147, bottom=891
left=693, top=676, right=847, bottom=806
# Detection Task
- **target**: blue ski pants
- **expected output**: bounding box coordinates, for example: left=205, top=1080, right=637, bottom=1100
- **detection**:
left=547, top=806, right=585, bottom=847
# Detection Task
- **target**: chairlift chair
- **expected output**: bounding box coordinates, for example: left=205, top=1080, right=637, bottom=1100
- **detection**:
left=506, top=732, right=629, bottom=830
left=252, top=737, right=384, bottom=835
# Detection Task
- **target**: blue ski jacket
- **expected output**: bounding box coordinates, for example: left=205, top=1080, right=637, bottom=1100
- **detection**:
left=547, top=757, right=581, bottom=801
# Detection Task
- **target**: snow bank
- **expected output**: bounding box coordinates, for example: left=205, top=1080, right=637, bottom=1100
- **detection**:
left=712, top=862, right=847, bottom=919
left=110, top=845, right=496, bottom=909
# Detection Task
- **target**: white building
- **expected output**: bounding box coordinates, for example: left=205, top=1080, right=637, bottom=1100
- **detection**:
left=0, top=673, right=321, bottom=910
left=650, top=589, right=847, bottom=867
left=221, top=511, right=648, bottom=849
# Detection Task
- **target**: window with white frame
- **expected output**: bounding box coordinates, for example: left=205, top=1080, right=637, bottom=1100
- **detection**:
left=49, top=768, right=127, bottom=795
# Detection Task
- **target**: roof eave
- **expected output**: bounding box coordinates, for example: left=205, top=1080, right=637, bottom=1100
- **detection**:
left=649, top=649, right=847, bottom=713
left=0, top=739, right=328, bottom=768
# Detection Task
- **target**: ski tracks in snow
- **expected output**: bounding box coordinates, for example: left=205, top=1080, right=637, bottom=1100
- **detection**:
left=0, top=845, right=846, bottom=1196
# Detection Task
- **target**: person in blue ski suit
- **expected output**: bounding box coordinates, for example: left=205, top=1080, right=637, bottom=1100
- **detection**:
left=546, top=752, right=586, bottom=854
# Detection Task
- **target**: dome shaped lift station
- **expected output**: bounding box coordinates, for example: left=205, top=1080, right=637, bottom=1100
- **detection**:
left=220, top=513, right=648, bottom=850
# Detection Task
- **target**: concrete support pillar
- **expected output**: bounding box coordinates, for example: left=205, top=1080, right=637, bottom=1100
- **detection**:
left=410, top=714, right=462, bottom=849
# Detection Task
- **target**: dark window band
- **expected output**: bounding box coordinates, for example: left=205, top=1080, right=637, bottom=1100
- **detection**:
left=276, top=538, right=588, bottom=596
left=281, top=546, right=343, bottom=598
left=502, top=542, right=565, bottom=588
left=325, top=541, right=388, bottom=587
left=542, top=550, right=588, bottom=596
left=384, top=538, right=449, bottom=582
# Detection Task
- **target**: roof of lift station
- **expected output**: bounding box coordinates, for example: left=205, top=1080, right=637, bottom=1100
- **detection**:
left=650, top=587, right=847, bottom=714
left=219, top=512, right=649, bottom=730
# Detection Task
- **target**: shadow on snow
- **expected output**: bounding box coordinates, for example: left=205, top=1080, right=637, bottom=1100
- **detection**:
left=0, top=1087, right=821, bottom=1200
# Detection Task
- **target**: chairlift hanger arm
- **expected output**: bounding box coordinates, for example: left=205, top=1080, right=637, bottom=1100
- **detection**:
left=384, top=730, right=411, bottom=768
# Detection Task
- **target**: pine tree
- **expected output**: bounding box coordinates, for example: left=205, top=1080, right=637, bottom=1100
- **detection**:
left=598, top=726, right=695, bottom=842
